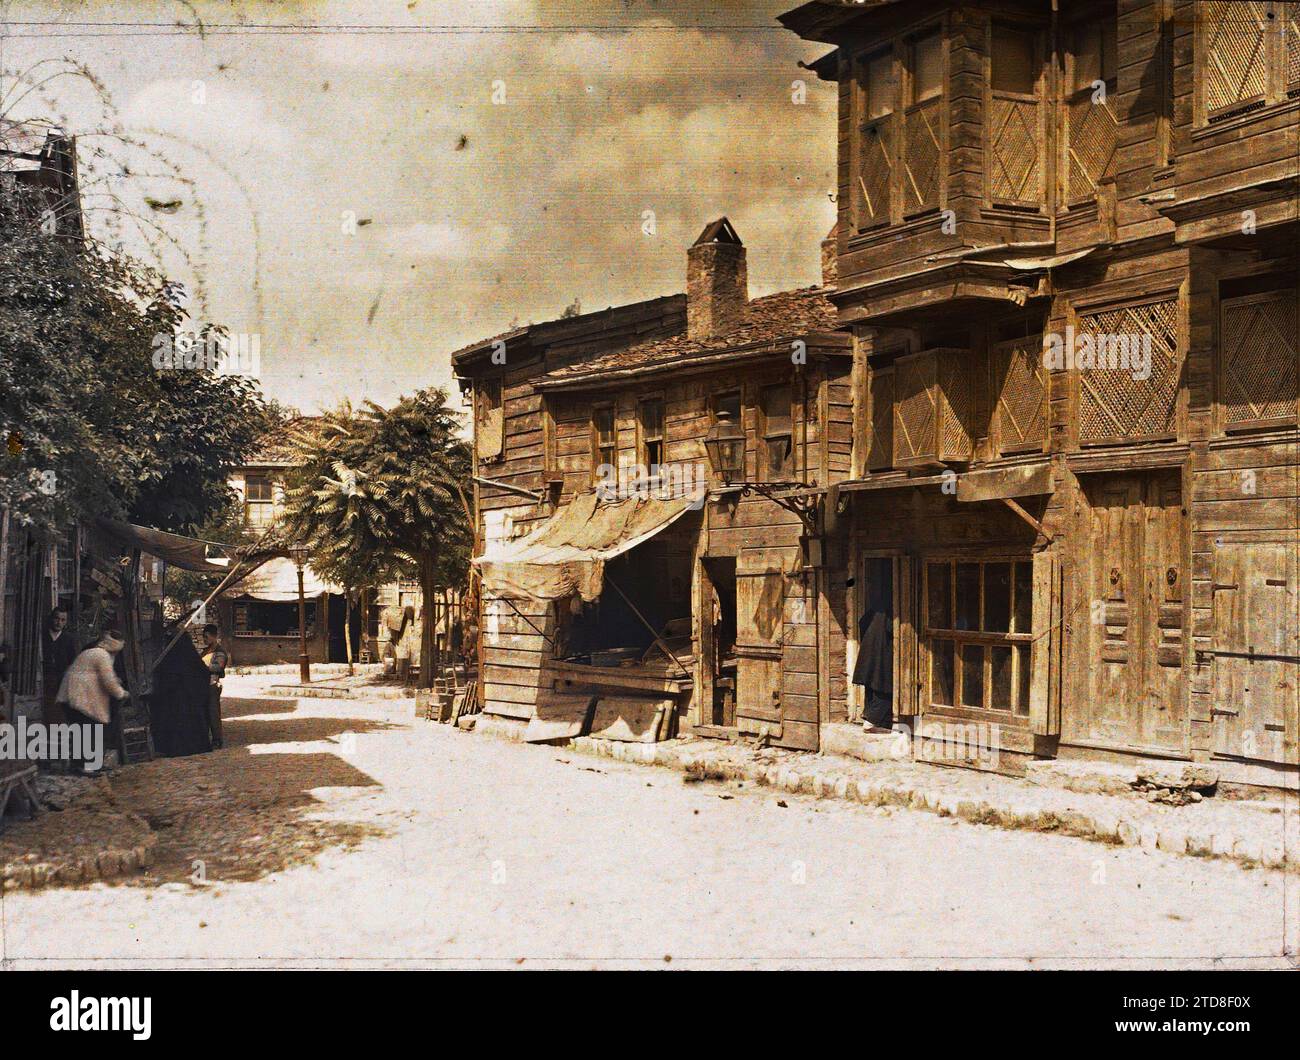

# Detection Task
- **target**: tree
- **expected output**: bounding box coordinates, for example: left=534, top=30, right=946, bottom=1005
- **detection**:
left=281, top=389, right=472, bottom=687
left=0, top=176, right=272, bottom=537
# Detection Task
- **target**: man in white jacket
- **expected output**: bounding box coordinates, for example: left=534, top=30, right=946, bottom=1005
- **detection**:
left=57, top=630, right=128, bottom=771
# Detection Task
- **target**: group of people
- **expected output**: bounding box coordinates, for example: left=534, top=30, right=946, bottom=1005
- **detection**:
left=0, top=606, right=230, bottom=773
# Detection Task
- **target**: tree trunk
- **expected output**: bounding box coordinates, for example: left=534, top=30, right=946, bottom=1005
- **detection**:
left=419, top=553, right=438, bottom=689
left=344, top=590, right=355, bottom=676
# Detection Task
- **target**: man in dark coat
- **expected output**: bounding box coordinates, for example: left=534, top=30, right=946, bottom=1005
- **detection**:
left=41, top=606, right=79, bottom=729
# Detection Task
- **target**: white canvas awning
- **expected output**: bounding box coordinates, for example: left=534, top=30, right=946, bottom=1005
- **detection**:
left=475, top=492, right=697, bottom=601
left=228, top=557, right=341, bottom=602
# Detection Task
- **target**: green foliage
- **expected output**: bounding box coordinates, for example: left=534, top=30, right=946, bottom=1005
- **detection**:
left=281, top=389, right=472, bottom=594
left=0, top=180, right=273, bottom=536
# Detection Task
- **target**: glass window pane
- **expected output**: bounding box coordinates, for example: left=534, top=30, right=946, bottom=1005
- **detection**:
left=913, top=33, right=943, bottom=101
left=1016, top=643, right=1032, bottom=716
left=984, top=562, right=1011, bottom=632
left=594, top=407, right=615, bottom=444
left=641, top=399, right=663, bottom=439
left=1013, top=561, right=1033, bottom=633
left=991, top=645, right=1013, bottom=711
left=960, top=644, right=984, bottom=708
left=928, top=562, right=951, bottom=628
left=766, top=436, right=793, bottom=479
left=932, top=640, right=954, bottom=705
left=866, top=51, right=896, bottom=118
left=955, top=562, right=980, bottom=631
left=992, top=26, right=1036, bottom=95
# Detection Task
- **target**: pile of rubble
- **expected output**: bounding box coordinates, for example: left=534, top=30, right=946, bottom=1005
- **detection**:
left=1130, top=764, right=1219, bottom=806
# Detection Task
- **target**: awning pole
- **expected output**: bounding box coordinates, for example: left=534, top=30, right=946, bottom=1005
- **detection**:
left=604, top=573, right=690, bottom=678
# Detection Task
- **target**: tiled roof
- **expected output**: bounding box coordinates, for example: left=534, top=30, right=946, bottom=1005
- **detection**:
left=542, top=285, right=839, bottom=383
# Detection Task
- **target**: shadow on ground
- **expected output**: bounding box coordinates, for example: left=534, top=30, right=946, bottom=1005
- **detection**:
left=2, top=701, right=397, bottom=890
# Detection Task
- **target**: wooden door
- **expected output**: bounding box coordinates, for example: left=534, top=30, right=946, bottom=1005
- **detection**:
left=1077, top=473, right=1187, bottom=752
left=1212, top=541, right=1299, bottom=764
left=734, top=548, right=790, bottom=731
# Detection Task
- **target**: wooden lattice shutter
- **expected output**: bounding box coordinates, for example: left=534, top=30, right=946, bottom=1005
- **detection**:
left=1203, top=0, right=1270, bottom=116
left=1077, top=298, right=1181, bottom=443
left=867, top=365, right=895, bottom=470
left=858, top=122, right=894, bottom=228
left=988, top=97, right=1041, bottom=204
left=1220, top=290, right=1299, bottom=427
left=893, top=353, right=938, bottom=464
left=1065, top=95, right=1118, bottom=201
left=994, top=337, right=1048, bottom=453
left=1286, top=3, right=1300, bottom=93
left=903, top=99, right=942, bottom=215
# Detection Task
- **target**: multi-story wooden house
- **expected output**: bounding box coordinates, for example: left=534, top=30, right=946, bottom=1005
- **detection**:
left=456, top=221, right=853, bottom=748
left=780, top=0, right=1298, bottom=786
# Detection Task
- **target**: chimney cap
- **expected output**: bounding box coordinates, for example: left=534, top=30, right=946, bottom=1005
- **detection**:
left=692, top=216, right=742, bottom=247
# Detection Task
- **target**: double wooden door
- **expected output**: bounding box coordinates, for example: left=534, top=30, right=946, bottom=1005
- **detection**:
left=1074, top=472, right=1188, bottom=753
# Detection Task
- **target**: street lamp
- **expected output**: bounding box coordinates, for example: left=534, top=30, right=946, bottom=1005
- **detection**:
left=702, top=410, right=745, bottom=485
left=286, top=544, right=311, bottom=684
left=702, top=409, right=822, bottom=540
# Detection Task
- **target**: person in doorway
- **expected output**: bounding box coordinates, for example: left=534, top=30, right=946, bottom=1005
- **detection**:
left=41, top=607, right=79, bottom=734
left=56, top=630, right=129, bottom=773
left=200, top=623, right=229, bottom=749
left=852, top=584, right=894, bottom=732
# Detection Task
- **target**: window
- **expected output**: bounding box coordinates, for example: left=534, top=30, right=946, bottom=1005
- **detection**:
left=1201, top=1, right=1299, bottom=120
left=639, top=396, right=665, bottom=470
left=244, top=474, right=275, bottom=527
left=925, top=559, right=1033, bottom=715
left=232, top=599, right=318, bottom=638
left=853, top=21, right=945, bottom=229
left=988, top=24, right=1043, bottom=207
left=760, top=384, right=794, bottom=481
left=713, top=390, right=742, bottom=423
left=476, top=378, right=504, bottom=461
left=1063, top=19, right=1118, bottom=203
left=591, top=405, right=616, bottom=483
left=1076, top=297, right=1181, bottom=444
left=992, top=335, right=1048, bottom=455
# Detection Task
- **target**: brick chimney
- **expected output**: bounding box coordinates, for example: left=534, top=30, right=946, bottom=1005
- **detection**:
left=687, top=217, right=747, bottom=341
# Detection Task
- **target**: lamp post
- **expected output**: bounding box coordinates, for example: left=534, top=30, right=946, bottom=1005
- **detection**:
left=287, top=545, right=311, bottom=684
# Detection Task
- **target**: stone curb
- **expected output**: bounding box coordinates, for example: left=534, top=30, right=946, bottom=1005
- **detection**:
left=1, top=816, right=157, bottom=892
left=482, top=730, right=1297, bottom=874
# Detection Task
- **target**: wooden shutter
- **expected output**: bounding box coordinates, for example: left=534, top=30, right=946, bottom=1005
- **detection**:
left=867, top=365, right=895, bottom=470
left=988, top=26, right=1042, bottom=206
left=1202, top=0, right=1270, bottom=117
left=1287, top=3, right=1300, bottom=93
left=476, top=380, right=504, bottom=461
left=1220, top=289, right=1299, bottom=428
left=1077, top=298, right=1181, bottom=444
left=857, top=50, right=896, bottom=229
left=993, top=337, right=1048, bottom=454
left=896, top=556, right=919, bottom=718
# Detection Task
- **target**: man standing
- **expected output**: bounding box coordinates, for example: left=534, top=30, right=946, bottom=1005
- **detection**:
left=41, top=607, right=78, bottom=730
left=56, top=630, right=129, bottom=773
left=200, top=624, right=228, bottom=750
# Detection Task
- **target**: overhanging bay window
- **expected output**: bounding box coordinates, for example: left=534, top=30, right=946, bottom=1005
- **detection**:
left=925, top=559, right=1033, bottom=717
left=853, top=21, right=945, bottom=230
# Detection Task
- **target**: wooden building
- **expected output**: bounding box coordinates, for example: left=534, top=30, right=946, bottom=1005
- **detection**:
left=780, top=0, right=1298, bottom=785
left=456, top=220, right=853, bottom=748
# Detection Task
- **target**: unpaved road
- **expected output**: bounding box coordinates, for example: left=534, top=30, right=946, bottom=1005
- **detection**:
left=1, top=675, right=1294, bottom=968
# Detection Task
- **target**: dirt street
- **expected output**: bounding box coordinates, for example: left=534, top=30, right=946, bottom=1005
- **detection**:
left=1, top=675, right=1293, bottom=969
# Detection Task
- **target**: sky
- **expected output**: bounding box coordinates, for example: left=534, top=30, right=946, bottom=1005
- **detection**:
left=0, top=0, right=837, bottom=415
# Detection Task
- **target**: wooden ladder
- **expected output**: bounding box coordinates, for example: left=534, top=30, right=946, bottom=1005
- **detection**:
left=119, top=725, right=154, bottom=764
